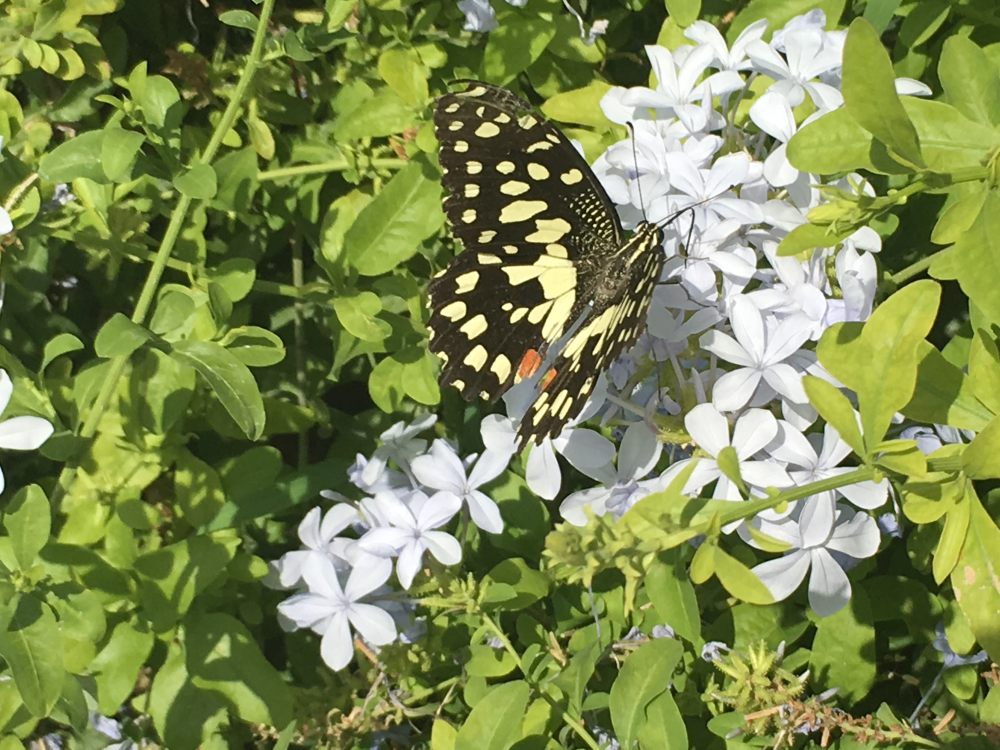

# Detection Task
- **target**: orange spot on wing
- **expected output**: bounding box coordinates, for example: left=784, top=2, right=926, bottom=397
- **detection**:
left=517, top=349, right=543, bottom=381
left=540, top=369, right=557, bottom=390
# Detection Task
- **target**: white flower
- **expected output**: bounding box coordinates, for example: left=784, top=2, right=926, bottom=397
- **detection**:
left=357, top=490, right=462, bottom=588
left=559, top=422, right=663, bottom=524
left=751, top=504, right=880, bottom=616
left=684, top=18, right=768, bottom=72
left=671, top=404, right=792, bottom=508
left=278, top=555, right=397, bottom=671
left=361, top=414, right=436, bottom=487
left=270, top=504, right=361, bottom=588
left=0, top=370, right=54, bottom=493
left=746, top=29, right=844, bottom=110
left=458, top=0, right=497, bottom=31
left=700, top=296, right=813, bottom=412
left=411, top=439, right=509, bottom=533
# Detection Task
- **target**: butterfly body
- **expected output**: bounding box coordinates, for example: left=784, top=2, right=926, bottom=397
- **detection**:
left=428, top=81, right=664, bottom=447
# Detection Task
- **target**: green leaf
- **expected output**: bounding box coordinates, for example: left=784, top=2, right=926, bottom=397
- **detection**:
left=207, top=282, right=233, bottom=326
left=785, top=108, right=875, bottom=174
left=951, top=493, right=1000, bottom=662
left=333, top=291, right=391, bottom=342
left=665, top=0, right=700, bottom=28
left=319, top=190, right=372, bottom=268
left=399, top=347, right=441, bottom=406
left=150, top=289, right=197, bottom=335
left=334, top=89, right=417, bottom=141
left=644, top=552, right=701, bottom=644
left=89, top=621, right=154, bottom=714
left=454, top=680, right=529, bottom=750
left=174, top=164, right=218, bottom=200
left=3, top=485, right=50, bottom=571
left=40, top=332, right=84, bottom=374
left=101, top=127, right=145, bottom=181
left=817, top=281, right=941, bottom=453
left=484, top=558, right=550, bottom=610
left=863, top=0, right=902, bottom=33
left=148, top=639, right=226, bottom=750
left=902, top=98, right=1000, bottom=172
left=185, top=612, right=293, bottom=727
left=0, top=595, right=64, bottom=717
left=638, top=688, right=687, bottom=750
left=934, top=489, right=971, bottom=583
left=219, top=9, right=258, bottom=30
left=609, top=637, right=683, bottom=750
left=713, top=548, right=774, bottom=605
left=39, top=130, right=107, bottom=183
left=129, top=348, right=196, bottom=434
left=205, top=258, right=256, bottom=302
left=939, top=37, right=1000, bottom=129
left=962, top=416, right=1000, bottom=479
left=169, top=339, right=266, bottom=440
left=368, top=354, right=406, bottom=413
left=902, top=341, right=994, bottom=432
left=954, top=193, right=1000, bottom=327
left=803, top=376, right=864, bottom=456
left=551, top=640, right=599, bottom=717
left=140, top=75, right=181, bottom=128
left=931, top=188, right=987, bottom=246
left=841, top=18, right=923, bottom=167
left=175, top=450, right=227, bottom=528
left=482, top=18, right=557, bottom=84
left=540, top=81, right=614, bottom=127
left=809, top=586, right=876, bottom=705
left=726, top=0, right=845, bottom=42
left=378, top=48, right=428, bottom=108
left=465, top=644, right=518, bottom=677
left=134, top=535, right=235, bottom=630
left=94, top=312, right=153, bottom=359
left=432, top=719, right=458, bottom=750
left=345, top=160, right=444, bottom=276
left=220, top=326, right=285, bottom=367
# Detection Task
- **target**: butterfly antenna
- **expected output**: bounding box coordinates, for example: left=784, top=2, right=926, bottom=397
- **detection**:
left=626, top=122, right=648, bottom=223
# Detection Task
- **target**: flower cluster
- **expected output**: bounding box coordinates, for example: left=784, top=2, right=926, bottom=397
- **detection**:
left=271, top=415, right=515, bottom=670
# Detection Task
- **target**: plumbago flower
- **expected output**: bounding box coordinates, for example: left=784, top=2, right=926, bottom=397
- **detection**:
left=0, top=370, right=54, bottom=492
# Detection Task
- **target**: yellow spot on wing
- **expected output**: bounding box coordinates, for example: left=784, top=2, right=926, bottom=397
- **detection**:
left=454, top=141, right=469, bottom=153
left=448, top=121, right=463, bottom=131
left=526, top=141, right=553, bottom=153
left=477, top=253, right=501, bottom=264
left=478, top=230, right=496, bottom=243
left=510, top=307, right=528, bottom=323
left=464, top=184, right=480, bottom=198
left=560, top=168, right=584, bottom=185
left=500, top=180, right=530, bottom=196
left=491, top=354, right=512, bottom=382
left=499, top=201, right=548, bottom=223
left=464, top=344, right=488, bottom=371
left=460, top=314, right=488, bottom=339
left=461, top=208, right=477, bottom=223
left=525, top=217, right=572, bottom=243
left=546, top=243, right=568, bottom=258
left=527, top=163, right=549, bottom=180
left=495, top=112, right=512, bottom=124
left=475, top=122, right=501, bottom=138
left=518, top=114, right=538, bottom=129
left=440, top=301, right=467, bottom=321
left=467, top=161, right=482, bottom=174
left=496, top=161, right=516, bottom=174
left=455, top=271, right=479, bottom=294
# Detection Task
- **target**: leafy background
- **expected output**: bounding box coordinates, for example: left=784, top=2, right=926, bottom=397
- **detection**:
left=0, top=0, right=996, bottom=748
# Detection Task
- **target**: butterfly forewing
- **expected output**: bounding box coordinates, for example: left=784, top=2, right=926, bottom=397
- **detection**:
left=428, top=80, right=665, bottom=446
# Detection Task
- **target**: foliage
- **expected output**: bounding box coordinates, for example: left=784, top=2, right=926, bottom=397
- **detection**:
left=0, top=0, right=995, bottom=749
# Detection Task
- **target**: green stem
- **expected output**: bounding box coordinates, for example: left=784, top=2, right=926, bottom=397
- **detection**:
left=717, top=466, right=876, bottom=527
left=258, top=157, right=404, bottom=182
left=889, top=248, right=946, bottom=285
left=49, top=0, right=277, bottom=510
left=480, top=612, right=603, bottom=750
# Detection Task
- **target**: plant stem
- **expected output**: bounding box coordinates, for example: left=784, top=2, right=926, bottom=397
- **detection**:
left=49, top=0, right=277, bottom=510
left=258, top=158, right=404, bottom=181
left=889, top=249, right=946, bottom=285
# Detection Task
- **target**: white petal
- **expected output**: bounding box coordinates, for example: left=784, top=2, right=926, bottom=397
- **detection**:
left=558, top=428, right=615, bottom=471
left=0, top=372, right=13, bottom=417
left=296, top=507, right=324, bottom=550
left=319, top=612, right=354, bottom=670
left=349, top=603, right=397, bottom=645
left=559, top=486, right=612, bottom=526
left=618, top=422, right=661, bottom=480
left=301, top=555, right=345, bottom=600
left=732, top=409, right=777, bottom=458
left=423, top=530, right=462, bottom=566
left=700, top=330, right=755, bottom=367
left=279, top=591, right=335, bottom=629
left=749, top=92, right=795, bottom=141
left=798, top=492, right=837, bottom=548
left=729, top=296, right=765, bottom=359
left=356, top=527, right=410, bottom=556
left=321, top=504, right=361, bottom=542
left=526, top=442, right=561, bottom=500
left=411, top=439, right=466, bottom=492
left=826, top=510, right=881, bottom=558
left=0, top=415, right=52, bottom=450
left=752, top=550, right=810, bottom=602
left=685, top=403, right=730, bottom=455
left=712, top=368, right=762, bottom=412
left=343, top=556, right=393, bottom=600
left=806, top=549, right=852, bottom=616
left=466, top=489, right=504, bottom=534
left=837, top=478, right=888, bottom=509
left=416, top=490, right=462, bottom=530
left=0, top=209, right=12, bottom=236
left=468, top=448, right=511, bottom=488
left=741, top=459, right=793, bottom=489
left=394, top=541, right=425, bottom=589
